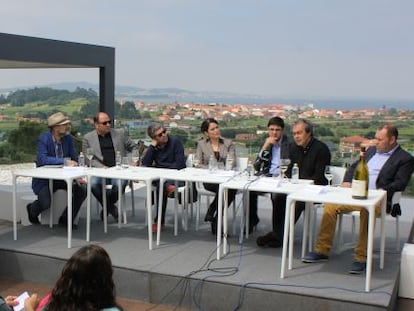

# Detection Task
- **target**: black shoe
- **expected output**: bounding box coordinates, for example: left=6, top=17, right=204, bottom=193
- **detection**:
left=211, top=220, right=217, bottom=235
left=302, top=252, right=329, bottom=263
left=204, top=205, right=216, bottom=222
left=26, top=204, right=40, bottom=225
left=108, top=205, right=119, bottom=221
left=349, top=261, right=366, bottom=274
left=58, top=216, right=78, bottom=230
left=100, top=205, right=119, bottom=222
left=256, top=232, right=281, bottom=248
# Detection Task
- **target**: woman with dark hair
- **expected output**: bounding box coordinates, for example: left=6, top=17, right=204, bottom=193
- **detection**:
left=196, top=118, right=237, bottom=234
left=25, top=244, right=122, bottom=311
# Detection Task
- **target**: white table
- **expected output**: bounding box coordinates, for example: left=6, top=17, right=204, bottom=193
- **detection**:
left=156, top=168, right=238, bottom=245
left=12, top=166, right=87, bottom=248
left=280, top=185, right=387, bottom=292
left=217, top=176, right=313, bottom=260
left=85, top=166, right=163, bottom=250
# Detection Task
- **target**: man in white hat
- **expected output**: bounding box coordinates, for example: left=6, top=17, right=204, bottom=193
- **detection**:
left=27, top=112, right=86, bottom=227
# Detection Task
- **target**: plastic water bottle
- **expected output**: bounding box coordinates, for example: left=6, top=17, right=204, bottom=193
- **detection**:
left=291, top=163, right=299, bottom=183
left=208, top=155, right=217, bottom=172
left=78, top=152, right=85, bottom=167
left=246, top=161, right=254, bottom=179
left=186, top=154, right=193, bottom=168
left=225, top=154, right=234, bottom=171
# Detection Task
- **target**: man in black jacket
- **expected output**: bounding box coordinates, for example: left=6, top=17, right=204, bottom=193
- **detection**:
left=256, top=119, right=331, bottom=247
left=303, top=124, right=414, bottom=274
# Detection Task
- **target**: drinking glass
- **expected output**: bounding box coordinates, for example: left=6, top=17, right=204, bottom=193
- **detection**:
left=86, top=148, right=94, bottom=168
left=192, top=154, right=200, bottom=168
left=325, top=165, right=333, bottom=186
left=122, top=156, right=130, bottom=169
left=280, top=158, right=291, bottom=180
left=131, top=149, right=140, bottom=166
left=115, top=151, right=122, bottom=169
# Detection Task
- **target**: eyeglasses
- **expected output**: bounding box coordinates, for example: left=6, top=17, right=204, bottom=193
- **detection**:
left=156, top=129, right=167, bottom=138
left=100, top=120, right=111, bottom=125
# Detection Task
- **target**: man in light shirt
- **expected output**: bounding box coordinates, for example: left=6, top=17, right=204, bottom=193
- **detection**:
left=303, top=124, right=414, bottom=274
left=250, top=117, right=290, bottom=235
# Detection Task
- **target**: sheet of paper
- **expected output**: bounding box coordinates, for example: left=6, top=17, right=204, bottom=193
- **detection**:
left=14, top=291, right=29, bottom=311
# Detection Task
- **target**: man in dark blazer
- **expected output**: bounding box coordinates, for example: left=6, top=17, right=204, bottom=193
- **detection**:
left=249, top=116, right=290, bottom=235
left=303, top=124, right=414, bottom=274
left=82, top=112, right=137, bottom=221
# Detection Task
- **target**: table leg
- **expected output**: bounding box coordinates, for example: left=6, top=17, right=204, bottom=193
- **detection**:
left=184, top=181, right=189, bottom=231
left=217, top=184, right=224, bottom=260
left=301, top=202, right=311, bottom=258
left=223, top=188, right=228, bottom=255
left=117, top=179, right=122, bottom=228
left=380, top=196, right=386, bottom=269
left=147, top=181, right=153, bottom=250
left=280, top=197, right=293, bottom=278
left=102, top=181, right=107, bottom=233
left=49, top=179, right=53, bottom=228
left=365, top=204, right=375, bottom=292
left=86, top=179, right=91, bottom=242
left=239, top=188, right=246, bottom=244
left=157, top=179, right=164, bottom=245
left=174, top=180, right=178, bottom=236
left=12, top=175, right=17, bottom=240
left=288, top=197, right=295, bottom=270
left=67, top=180, right=73, bottom=249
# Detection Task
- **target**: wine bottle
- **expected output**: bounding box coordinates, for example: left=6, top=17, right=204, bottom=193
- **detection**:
left=351, top=146, right=369, bottom=199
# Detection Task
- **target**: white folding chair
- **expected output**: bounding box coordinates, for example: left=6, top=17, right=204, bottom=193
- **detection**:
left=336, top=191, right=402, bottom=252
left=195, top=181, right=215, bottom=231
left=307, top=166, right=347, bottom=252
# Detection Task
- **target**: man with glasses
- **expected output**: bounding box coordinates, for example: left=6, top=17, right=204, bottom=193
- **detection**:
left=27, top=112, right=86, bottom=228
left=249, top=117, right=290, bottom=235
left=142, top=123, right=186, bottom=232
left=256, top=119, right=331, bottom=248
left=82, top=112, right=137, bottom=221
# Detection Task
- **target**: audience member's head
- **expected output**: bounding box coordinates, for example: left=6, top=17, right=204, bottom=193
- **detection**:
left=46, top=244, right=121, bottom=311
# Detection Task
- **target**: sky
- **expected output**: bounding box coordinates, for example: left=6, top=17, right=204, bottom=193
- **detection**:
left=1, top=0, right=414, bottom=100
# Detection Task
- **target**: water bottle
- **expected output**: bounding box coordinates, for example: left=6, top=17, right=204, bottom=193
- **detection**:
left=246, top=161, right=254, bottom=179
left=78, top=152, right=85, bottom=167
left=291, top=163, right=299, bottom=183
left=186, top=154, right=193, bottom=168
left=208, top=155, right=217, bottom=172
left=225, top=154, right=234, bottom=171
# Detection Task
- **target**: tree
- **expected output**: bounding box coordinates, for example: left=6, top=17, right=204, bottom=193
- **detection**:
left=118, top=101, right=141, bottom=119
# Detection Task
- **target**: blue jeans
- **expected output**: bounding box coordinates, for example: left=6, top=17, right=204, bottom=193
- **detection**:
left=30, top=180, right=86, bottom=220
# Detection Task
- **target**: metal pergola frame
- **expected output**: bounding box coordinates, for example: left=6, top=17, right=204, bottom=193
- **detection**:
left=0, top=32, right=115, bottom=116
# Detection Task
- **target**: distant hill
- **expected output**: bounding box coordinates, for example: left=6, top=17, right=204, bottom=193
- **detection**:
left=1, top=82, right=412, bottom=110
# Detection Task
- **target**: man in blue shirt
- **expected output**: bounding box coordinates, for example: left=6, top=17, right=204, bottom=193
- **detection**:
left=303, top=124, right=414, bottom=274
left=250, top=116, right=290, bottom=234
left=27, top=112, right=86, bottom=227
left=142, top=123, right=186, bottom=232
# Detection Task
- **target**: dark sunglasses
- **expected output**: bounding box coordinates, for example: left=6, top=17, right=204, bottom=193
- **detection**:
left=156, top=129, right=167, bottom=138
left=100, top=120, right=111, bottom=125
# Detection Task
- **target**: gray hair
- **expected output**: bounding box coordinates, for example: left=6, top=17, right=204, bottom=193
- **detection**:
left=147, top=123, right=164, bottom=139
